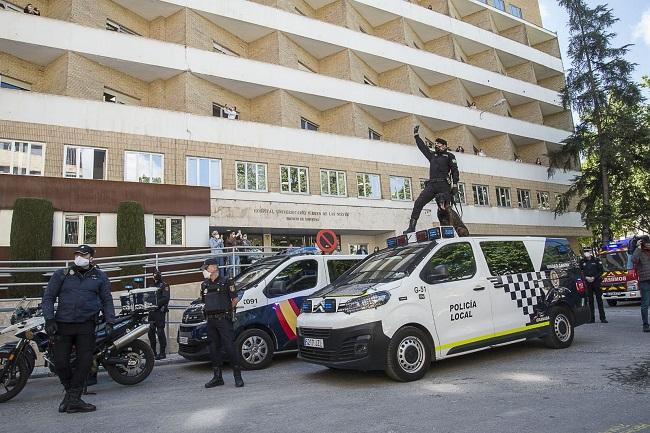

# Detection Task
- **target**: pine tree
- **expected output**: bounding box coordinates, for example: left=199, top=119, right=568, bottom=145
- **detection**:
left=550, top=0, right=645, bottom=242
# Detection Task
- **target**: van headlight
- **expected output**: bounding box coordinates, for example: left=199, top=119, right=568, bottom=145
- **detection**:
left=340, top=291, right=391, bottom=315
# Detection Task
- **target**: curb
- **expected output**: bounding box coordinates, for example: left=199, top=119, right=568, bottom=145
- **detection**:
left=29, top=354, right=189, bottom=379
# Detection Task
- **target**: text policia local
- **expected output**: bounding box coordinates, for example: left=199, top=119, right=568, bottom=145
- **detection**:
left=450, top=300, right=477, bottom=321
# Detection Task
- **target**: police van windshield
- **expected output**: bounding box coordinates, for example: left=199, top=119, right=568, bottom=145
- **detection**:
left=233, top=256, right=287, bottom=291
left=600, top=251, right=627, bottom=272
left=315, top=243, right=432, bottom=296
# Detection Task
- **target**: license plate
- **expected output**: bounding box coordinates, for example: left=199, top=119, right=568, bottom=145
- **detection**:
left=303, top=338, right=324, bottom=349
left=179, top=337, right=188, bottom=345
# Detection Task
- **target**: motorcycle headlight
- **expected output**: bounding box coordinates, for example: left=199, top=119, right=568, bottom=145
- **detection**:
left=340, top=291, right=391, bottom=315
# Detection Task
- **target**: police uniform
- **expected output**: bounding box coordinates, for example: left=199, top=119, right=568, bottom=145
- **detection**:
left=579, top=254, right=607, bottom=323
left=407, top=132, right=466, bottom=234
left=147, top=274, right=170, bottom=359
left=201, top=263, right=244, bottom=388
left=41, top=244, right=115, bottom=413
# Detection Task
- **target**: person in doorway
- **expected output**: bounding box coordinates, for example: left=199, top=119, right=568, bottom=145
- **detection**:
left=200, top=258, right=244, bottom=387
left=24, top=3, right=40, bottom=15
left=373, top=246, right=380, bottom=254
left=405, top=125, right=468, bottom=237
left=148, top=269, right=170, bottom=360
left=455, top=145, right=465, bottom=153
left=632, top=235, right=650, bottom=332
left=224, top=231, right=240, bottom=278
left=535, top=157, right=543, bottom=165
left=42, top=245, right=115, bottom=413
left=209, top=230, right=226, bottom=278
left=579, top=248, right=607, bottom=323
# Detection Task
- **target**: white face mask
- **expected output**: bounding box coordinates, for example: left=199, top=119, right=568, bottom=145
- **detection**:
left=584, top=253, right=592, bottom=259
left=74, top=256, right=90, bottom=268
left=202, top=270, right=212, bottom=279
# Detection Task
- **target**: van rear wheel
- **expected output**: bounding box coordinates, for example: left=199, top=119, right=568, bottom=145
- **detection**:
left=606, top=300, right=617, bottom=307
left=543, top=307, right=574, bottom=349
left=385, top=326, right=431, bottom=382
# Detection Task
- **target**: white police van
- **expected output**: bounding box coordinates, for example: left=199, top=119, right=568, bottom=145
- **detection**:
left=297, top=227, right=590, bottom=381
left=178, top=253, right=361, bottom=369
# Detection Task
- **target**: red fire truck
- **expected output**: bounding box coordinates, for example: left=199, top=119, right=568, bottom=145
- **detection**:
left=599, top=239, right=640, bottom=306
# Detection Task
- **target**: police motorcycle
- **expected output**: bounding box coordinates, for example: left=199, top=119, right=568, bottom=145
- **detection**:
left=0, top=281, right=157, bottom=403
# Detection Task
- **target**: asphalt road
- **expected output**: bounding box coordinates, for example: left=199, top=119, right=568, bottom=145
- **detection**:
left=2, top=304, right=649, bottom=433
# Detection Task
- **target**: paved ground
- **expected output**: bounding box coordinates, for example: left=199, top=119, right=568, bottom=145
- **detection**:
left=2, top=304, right=649, bottom=433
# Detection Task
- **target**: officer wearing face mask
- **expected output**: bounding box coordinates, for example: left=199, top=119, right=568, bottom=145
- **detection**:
left=406, top=125, right=467, bottom=235
left=147, top=269, right=170, bottom=360
left=42, top=245, right=115, bottom=414
left=579, top=247, right=607, bottom=323
left=200, top=258, right=244, bottom=388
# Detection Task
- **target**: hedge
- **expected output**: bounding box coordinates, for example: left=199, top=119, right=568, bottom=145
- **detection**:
left=8, top=198, right=54, bottom=298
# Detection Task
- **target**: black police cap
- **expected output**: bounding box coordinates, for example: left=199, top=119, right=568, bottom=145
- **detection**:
left=201, top=258, right=219, bottom=269
left=434, top=138, right=448, bottom=146
left=74, top=244, right=95, bottom=256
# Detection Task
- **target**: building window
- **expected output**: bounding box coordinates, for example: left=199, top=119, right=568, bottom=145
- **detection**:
left=456, top=182, right=467, bottom=204
left=509, top=4, right=523, bottom=18
left=390, top=176, right=412, bottom=201
left=236, top=161, right=267, bottom=192
left=298, top=61, right=315, bottom=73
left=418, top=88, right=430, bottom=98
left=0, top=140, right=45, bottom=176
left=212, top=40, right=239, bottom=56
left=301, top=117, right=319, bottom=131
left=0, top=1, right=23, bottom=12
left=320, top=169, right=347, bottom=196
left=103, top=87, right=139, bottom=105
left=64, top=214, right=98, bottom=246
left=357, top=173, right=381, bottom=199
left=495, top=186, right=511, bottom=207
left=63, top=145, right=107, bottom=180
left=517, top=188, right=531, bottom=208
left=363, top=75, right=377, bottom=86
left=537, top=191, right=550, bottom=210
left=186, top=157, right=221, bottom=189
left=493, top=0, right=505, bottom=11
left=154, top=216, right=184, bottom=246
left=473, top=184, right=490, bottom=206
left=124, top=151, right=163, bottom=183
left=106, top=19, right=139, bottom=35
left=368, top=128, right=382, bottom=140
left=0, top=75, right=31, bottom=91
left=280, top=165, right=309, bottom=194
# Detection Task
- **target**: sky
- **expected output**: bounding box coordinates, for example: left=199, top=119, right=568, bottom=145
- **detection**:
left=538, top=0, right=650, bottom=92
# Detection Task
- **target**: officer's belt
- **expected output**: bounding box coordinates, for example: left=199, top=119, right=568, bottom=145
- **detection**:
left=425, top=178, right=449, bottom=184
left=205, top=311, right=232, bottom=320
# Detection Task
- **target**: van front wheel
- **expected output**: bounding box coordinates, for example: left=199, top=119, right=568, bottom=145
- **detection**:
left=543, top=307, right=574, bottom=349
left=385, top=326, right=431, bottom=382
left=236, top=329, right=273, bottom=370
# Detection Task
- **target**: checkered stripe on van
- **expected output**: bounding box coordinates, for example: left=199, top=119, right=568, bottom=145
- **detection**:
left=489, top=272, right=548, bottom=322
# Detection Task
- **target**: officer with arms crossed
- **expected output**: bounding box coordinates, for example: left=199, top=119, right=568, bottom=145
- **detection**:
left=405, top=125, right=468, bottom=236
left=42, top=245, right=115, bottom=413
left=579, top=248, right=607, bottom=323
left=148, top=268, right=170, bottom=360
left=201, top=258, right=244, bottom=388
left=632, top=235, right=650, bottom=332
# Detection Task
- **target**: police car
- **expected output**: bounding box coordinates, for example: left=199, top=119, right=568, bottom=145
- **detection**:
left=177, top=254, right=361, bottom=369
left=599, top=239, right=641, bottom=306
left=296, top=228, right=590, bottom=382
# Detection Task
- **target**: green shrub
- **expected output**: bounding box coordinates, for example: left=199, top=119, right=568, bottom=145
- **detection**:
left=8, top=198, right=54, bottom=298
left=117, top=201, right=146, bottom=287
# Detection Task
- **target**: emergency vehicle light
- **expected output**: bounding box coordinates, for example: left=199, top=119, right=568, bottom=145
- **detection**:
left=395, top=235, right=408, bottom=246
left=441, top=226, right=455, bottom=238
left=415, top=230, right=429, bottom=243
left=301, top=300, right=312, bottom=313
left=386, top=237, right=398, bottom=248
left=323, top=299, right=336, bottom=313
left=428, top=227, right=441, bottom=240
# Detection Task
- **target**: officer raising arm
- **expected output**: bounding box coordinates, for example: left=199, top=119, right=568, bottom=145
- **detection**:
left=41, top=245, right=115, bottom=414
left=200, top=258, right=244, bottom=388
left=148, top=268, right=170, bottom=360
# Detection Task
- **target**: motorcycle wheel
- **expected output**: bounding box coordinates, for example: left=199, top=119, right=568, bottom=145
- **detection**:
left=104, top=339, right=154, bottom=386
left=0, top=356, right=30, bottom=403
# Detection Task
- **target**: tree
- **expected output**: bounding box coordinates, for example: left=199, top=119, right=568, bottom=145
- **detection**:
left=549, top=0, right=646, bottom=242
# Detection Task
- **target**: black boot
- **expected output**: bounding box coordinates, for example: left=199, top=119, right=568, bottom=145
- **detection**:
left=155, top=350, right=166, bottom=360
left=233, top=367, right=244, bottom=388
left=403, top=218, right=417, bottom=234
left=205, top=367, right=224, bottom=388
left=58, top=391, right=71, bottom=413
left=65, top=388, right=96, bottom=413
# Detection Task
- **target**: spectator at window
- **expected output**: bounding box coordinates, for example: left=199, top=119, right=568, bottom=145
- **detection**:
left=535, top=157, right=543, bottom=165
left=224, top=105, right=238, bottom=120
left=428, top=5, right=433, bottom=10
left=478, top=149, right=486, bottom=157
left=455, top=146, right=465, bottom=153
left=23, top=3, right=40, bottom=15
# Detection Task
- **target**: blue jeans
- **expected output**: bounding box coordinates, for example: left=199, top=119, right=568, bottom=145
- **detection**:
left=641, top=280, right=650, bottom=327
left=228, top=255, right=240, bottom=278
left=215, top=255, right=226, bottom=278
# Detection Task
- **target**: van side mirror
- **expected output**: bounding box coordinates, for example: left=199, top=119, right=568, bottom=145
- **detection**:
left=428, top=264, right=449, bottom=282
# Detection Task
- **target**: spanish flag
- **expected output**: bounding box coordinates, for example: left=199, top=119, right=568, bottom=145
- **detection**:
left=274, top=299, right=300, bottom=340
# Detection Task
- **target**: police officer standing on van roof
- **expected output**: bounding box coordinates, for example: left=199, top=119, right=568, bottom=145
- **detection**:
left=42, top=244, right=115, bottom=414
left=579, top=248, right=607, bottom=324
left=406, top=125, right=467, bottom=235
left=201, top=258, right=244, bottom=388
left=148, top=268, right=170, bottom=360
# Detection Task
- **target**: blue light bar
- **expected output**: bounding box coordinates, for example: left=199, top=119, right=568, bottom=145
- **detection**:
left=441, top=226, right=456, bottom=238
left=428, top=227, right=441, bottom=240
left=301, top=300, right=312, bottom=313
left=323, top=299, right=336, bottom=313
left=386, top=237, right=397, bottom=248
